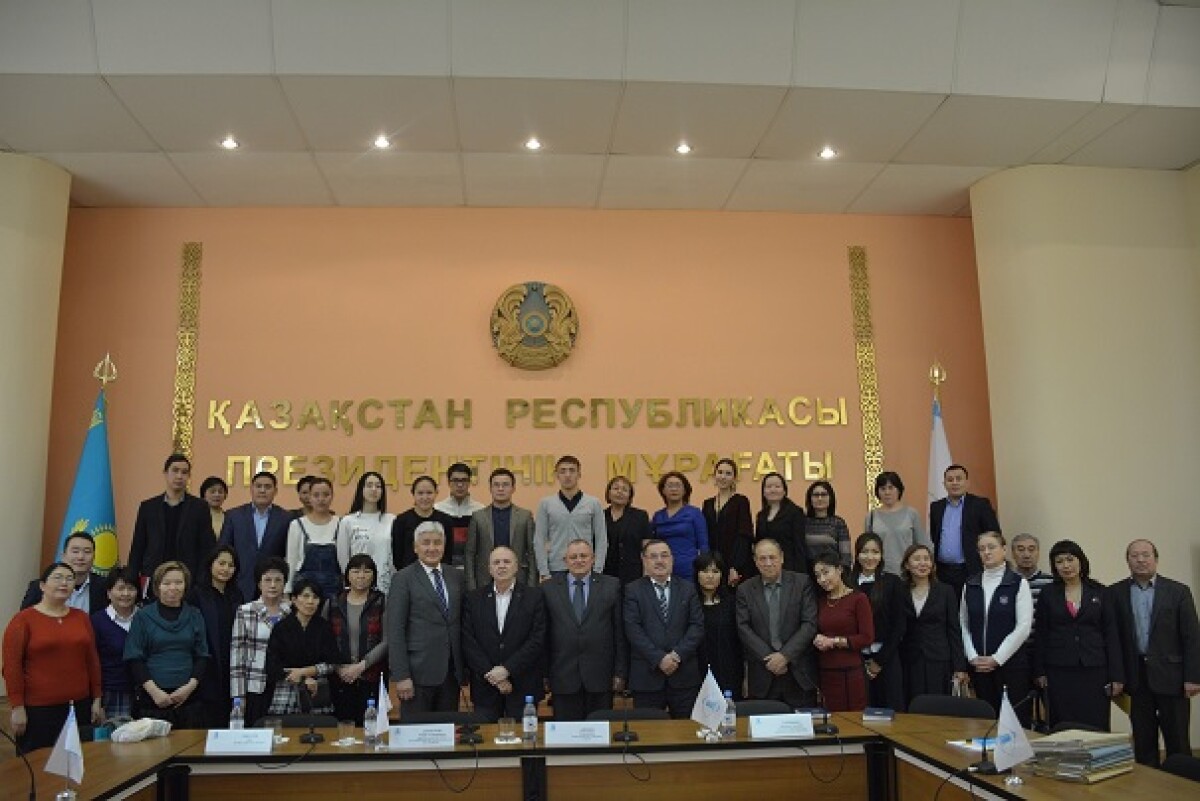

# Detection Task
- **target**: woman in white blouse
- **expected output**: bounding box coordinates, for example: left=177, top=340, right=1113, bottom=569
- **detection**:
left=336, top=472, right=397, bottom=593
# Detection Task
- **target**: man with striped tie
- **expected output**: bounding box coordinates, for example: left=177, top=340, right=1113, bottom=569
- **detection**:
left=388, top=522, right=464, bottom=715
left=623, top=539, right=704, bottom=718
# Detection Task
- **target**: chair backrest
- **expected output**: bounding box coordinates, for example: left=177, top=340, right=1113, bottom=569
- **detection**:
left=908, top=694, right=995, bottom=720
left=1162, top=753, right=1200, bottom=783
left=736, top=700, right=793, bottom=716
left=585, top=708, right=670, bottom=722
left=252, top=714, right=339, bottom=729
left=401, top=711, right=488, bottom=726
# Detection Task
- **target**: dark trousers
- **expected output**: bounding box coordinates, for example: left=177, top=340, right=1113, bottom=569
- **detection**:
left=16, top=699, right=92, bottom=755
left=634, top=685, right=700, bottom=719
left=334, top=678, right=378, bottom=725
left=471, top=687, right=534, bottom=723
left=553, top=690, right=613, bottom=721
left=1131, top=661, right=1192, bottom=767
left=937, top=562, right=968, bottom=600
left=132, top=689, right=205, bottom=729
left=760, top=672, right=817, bottom=710
left=403, top=671, right=462, bottom=715
left=971, top=653, right=1032, bottom=728
left=866, top=652, right=906, bottom=712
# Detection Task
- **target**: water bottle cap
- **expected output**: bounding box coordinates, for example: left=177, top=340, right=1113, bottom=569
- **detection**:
left=234, top=698, right=242, bottom=706
left=525, top=696, right=534, bottom=703
left=368, top=700, right=376, bottom=708
left=723, top=690, right=732, bottom=698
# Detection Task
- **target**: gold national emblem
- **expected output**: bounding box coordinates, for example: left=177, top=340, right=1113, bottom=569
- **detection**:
left=491, top=282, right=579, bottom=370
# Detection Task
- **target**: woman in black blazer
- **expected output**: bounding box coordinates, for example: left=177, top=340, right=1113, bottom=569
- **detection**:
left=693, top=552, right=744, bottom=699
left=853, top=533, right=907, bottom=710
left=1033, top=540, right=1124, bottom=731
left=898, top=544, right=968, bottom=702
left=754, top=472, right=808, bottom=577
left=603, top=476, right=653, bottom=586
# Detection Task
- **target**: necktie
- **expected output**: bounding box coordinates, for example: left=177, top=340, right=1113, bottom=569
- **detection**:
left=766, top=583, right=782, bottom=650
left=655, top=582, right=669, bottom=621
left=431, top=568, right=449, bottom=617
left=573, top=578, right=587, bottom=622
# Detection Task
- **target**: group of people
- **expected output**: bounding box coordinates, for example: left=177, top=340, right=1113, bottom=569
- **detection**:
left=4, top=456, right=1198, bottom=772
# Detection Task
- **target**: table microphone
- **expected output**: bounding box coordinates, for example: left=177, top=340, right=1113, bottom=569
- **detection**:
left=0, top=725, right=36, bottom=801
left=969, top=688, right=1038, bottom=775
left=613, top=691, right=639, bottom=743
left=458, top=688, right=483, bottom=745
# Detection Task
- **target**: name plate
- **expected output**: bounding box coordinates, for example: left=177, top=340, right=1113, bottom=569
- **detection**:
left=749, top=713, right=814, bottom=740
left=388, top=724, right=456, bottom=750
left=205, top=729, right=274, bottom=755
left=544, top=721, right=611, bottom=746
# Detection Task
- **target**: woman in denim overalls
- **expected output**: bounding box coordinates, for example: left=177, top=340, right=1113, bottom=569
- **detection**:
left=285, top=477, right=342, bottom=599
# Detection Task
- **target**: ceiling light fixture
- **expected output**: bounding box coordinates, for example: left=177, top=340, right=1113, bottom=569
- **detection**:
left=524, top=137, right=542, bottom=151
left=675, top=142, right=692, bottom=155
left=373, top=134, right=391, bottom=150
left=818, top=145, right=838, bottom=160
left=220, top=135, right=239, bottom=150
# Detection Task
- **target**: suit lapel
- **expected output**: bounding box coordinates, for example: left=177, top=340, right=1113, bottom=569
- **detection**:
left=485, top=585, right=501, bottom=636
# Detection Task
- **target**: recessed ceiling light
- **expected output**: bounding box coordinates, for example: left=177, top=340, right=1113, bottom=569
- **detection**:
left=818, top=145, right=838, bottom=160
left=524, top=137, right=542, bottom=151
left=220, top=135, right=239, bottom=150
left=373, top=134, right=391, bottom=150
left=675, top=142, right=692, bottom=155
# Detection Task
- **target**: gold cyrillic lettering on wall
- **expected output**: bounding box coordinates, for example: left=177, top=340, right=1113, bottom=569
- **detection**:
left=209, top=400, right=231, bottom=435
left=358, top=399, right=384, bottom=430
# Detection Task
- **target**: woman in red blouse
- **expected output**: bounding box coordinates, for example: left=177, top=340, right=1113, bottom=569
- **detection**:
left=2, top=562, right=103, bottom=753
left=812, top=551, right=875, bottom=711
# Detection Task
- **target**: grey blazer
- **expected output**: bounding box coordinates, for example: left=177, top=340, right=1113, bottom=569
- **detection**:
left=465, top=504, right=537, bottom=590
left=387, top=560, right=464, bottom=686
left=736, top=569, right=819, bottom=695
left=623, top=576, right=705, bottom=692
left=543, top=572, right=628, bottom=694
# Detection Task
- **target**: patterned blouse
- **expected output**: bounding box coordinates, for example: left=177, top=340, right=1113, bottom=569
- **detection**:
left=230, top=599, right=290, bottom=698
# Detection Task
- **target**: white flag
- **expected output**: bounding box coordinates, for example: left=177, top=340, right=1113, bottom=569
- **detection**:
left=993, top=690, right=1035, bottom=772
left=45, top=704, right=84, bottom=784
left=927, top=398, right=953, bottom=515
left=375, top=673, right=392, bottom=738
left=690, top=668, right=726, bottom=732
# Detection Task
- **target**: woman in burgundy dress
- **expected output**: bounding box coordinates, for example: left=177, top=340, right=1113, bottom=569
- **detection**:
left=812, top=551, right=874, bottom=711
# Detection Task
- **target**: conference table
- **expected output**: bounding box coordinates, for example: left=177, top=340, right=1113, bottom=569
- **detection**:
left=1, top=714, right=1193, bottom=801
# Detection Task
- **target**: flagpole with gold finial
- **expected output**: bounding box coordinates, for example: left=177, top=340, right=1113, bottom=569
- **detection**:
left=94, top=353, right=118, bottom=388
left=929, top=360, right=946, bottom=401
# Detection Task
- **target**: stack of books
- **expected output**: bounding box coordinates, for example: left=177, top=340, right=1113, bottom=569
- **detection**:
left=1030, top=729, right=1133, bottom=784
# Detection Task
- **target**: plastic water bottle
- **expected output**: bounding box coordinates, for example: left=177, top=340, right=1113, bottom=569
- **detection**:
left=719, top=691, right=736, bottom=740
left=522, top=696, right=538, bottom=745
left=229, top=697, right=244, bottom=730
left=364, top=699, right=379, bottom=748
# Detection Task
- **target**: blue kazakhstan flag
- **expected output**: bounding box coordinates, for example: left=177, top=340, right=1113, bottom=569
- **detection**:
left=58, top=390, right=118, bottom=572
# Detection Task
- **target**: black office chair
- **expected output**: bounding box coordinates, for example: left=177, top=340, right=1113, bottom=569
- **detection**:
left=1048, top=721, right=1102, bottom=734
left=908, top=694, right=995, bottom=720
left=401, top=711, right=488, bottom=726
left=252, top=714, right=339, bottom=729
left=735, top=700, right=792, bottom=716
left=1162, top=753, right=1200, bottom=782
left=586, top=708, right=670, bottom=722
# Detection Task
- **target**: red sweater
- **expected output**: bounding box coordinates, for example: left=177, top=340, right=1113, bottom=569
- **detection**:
left=2, top=607, right=102, bottom=707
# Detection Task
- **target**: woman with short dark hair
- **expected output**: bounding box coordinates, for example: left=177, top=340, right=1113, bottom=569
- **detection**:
left=3, top=562, right=103, bottom=753
left=603, top=475, right=652, bottom=586
left=391, top=475, right=455, bottom=571
left=1033, top=540, right=1124, bottom=731
left=325, top=554, right=388, bottom=724
left=813, top=552, right=874, bottom=711
left=803, top=481, right=851, bottom=570
left=651, top=471, right=709, bottom=581
left=755, top=472, right=807, bottom=576
left=265, top=577, right=341, bottom=716
left=864, top=471, right=929, bottom=576
left=123, top=560, right=209, bottom=729
left=694, top=552, right=743, bottom=699
left=91, top=567, right=141, bottom=721
left=230, top=557, right=291, bottom=725
left=200, top=475, right=229, bottom=540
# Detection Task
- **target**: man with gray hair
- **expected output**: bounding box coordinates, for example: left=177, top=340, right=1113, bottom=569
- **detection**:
left=1012, top=533, right=1054, bottom=729
left=388, top=521, right=464, bottom=715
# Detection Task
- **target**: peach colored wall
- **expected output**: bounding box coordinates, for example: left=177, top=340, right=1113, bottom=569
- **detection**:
left=44, top=209, right=994, bottom=565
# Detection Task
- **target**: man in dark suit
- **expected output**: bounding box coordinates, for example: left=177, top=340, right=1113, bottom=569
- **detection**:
left=464, top=468, right=537, bottom=590
left=461, top=546, right=546, bottom=721
left=928, top=464, right=1000, bottom=598
left=623, top=538, right=704, bottom=718
left=544, top=539, right=627, bottom=720
left=736, top=538, right=819, bottom=708
left=218, top=470, right=292, bottom=601
left=1112, top=539, right=1200, bottom=766
left=127, top=453, right=211, bottom=595
left=20, top=531, right=108, bottom=612
left=387, top=521, right=464, bottom=715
